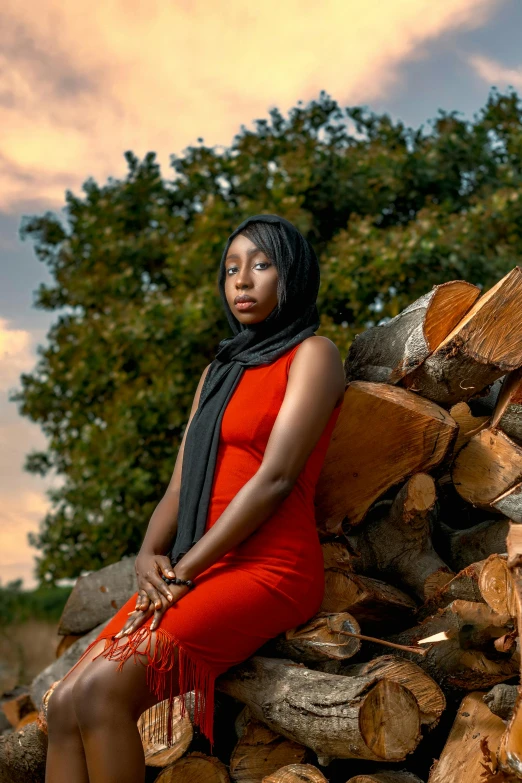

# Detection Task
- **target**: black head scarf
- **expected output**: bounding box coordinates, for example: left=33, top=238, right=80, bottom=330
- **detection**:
left=168, top=213, right=321, bottom=567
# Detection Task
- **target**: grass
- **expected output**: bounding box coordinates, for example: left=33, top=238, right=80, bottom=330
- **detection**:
left=0, top=579, right=73, bottom=692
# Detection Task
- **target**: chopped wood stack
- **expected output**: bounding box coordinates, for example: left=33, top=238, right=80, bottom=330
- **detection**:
left=2, top=267, right=522, bottom=783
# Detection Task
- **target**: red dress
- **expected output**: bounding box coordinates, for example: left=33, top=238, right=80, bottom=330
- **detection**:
left=61, top=341, right=343, bottom=749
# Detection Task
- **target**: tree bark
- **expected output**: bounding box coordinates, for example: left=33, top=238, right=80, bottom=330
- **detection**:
left=401, top=266, right=522, bottom=406
left=345, top=280, right=480, bottom=384
left=216, top=656, right=422, bottom=761
left=346, top=473, right=453, bottom=600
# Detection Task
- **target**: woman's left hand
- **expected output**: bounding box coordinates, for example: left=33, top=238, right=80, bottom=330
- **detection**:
left=114, top=583, right=191, bottom=638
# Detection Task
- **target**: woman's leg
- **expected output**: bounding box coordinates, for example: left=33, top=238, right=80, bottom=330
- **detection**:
left=45, top=638, right=108, bottom=783
left=71, top=633, right=180, bottom=783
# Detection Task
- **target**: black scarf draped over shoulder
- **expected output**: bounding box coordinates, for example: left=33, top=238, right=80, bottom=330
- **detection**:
left=168, top=213, right=321, bottom=567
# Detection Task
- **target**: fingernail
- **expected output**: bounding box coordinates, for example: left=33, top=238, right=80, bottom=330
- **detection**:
left=167, top=594, right=172, bottom=601
left=168, top=571, right=175, bottom=577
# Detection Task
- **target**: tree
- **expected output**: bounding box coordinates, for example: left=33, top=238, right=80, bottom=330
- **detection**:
left=11, top=87, right=522, bottom=584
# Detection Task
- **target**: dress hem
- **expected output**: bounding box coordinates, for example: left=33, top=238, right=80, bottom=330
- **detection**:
left=59, top=624, right=218, bottom=750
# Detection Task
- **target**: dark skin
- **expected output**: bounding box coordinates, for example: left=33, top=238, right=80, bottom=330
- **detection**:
left=45, top=232, right=345, bottom=783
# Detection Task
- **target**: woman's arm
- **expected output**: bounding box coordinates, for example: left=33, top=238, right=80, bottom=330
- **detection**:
left=138, top=362, right=211, bottom=558
left=174, top=336, right=345, bottom=582
left=132, top=362, right=211, bottom=610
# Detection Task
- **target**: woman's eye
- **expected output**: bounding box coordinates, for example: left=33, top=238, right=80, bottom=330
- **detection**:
left=226, top=262, right=270, bottom=275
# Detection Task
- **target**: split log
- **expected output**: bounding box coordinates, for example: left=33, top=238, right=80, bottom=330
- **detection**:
left=321, top=568, right=417, bottom=627
left=345, top=280, right=480, bottom=384
left=401, top=266, right=522, bottom=406
left=155, top=752, right=230, bottom=783
left=496, top=523, right=522, bottom=778
left=315, top=382, right=457, bottom=533
left=328, top=655, right=446, bottom=729
left=385, top=600, right=517, bottom=691
left=491, top=367, right=522, bottom=446
left=451, top=427, right=522, bottom=515
left=417, top=561, right=486, bottom=621
left=137, top=697, right=193, bottom=767
left=345, top=473, right=454, bottom=600
left=449, top=401, right=490, bottom=454
left=1, top=691, right=36, bottom=728
left=321, top=541, right=353, bottom=569
left=434, top=518, right=509, bottom=572
left=57, top=555, right=137, bottom=635
left=274, top=612, right=362, bottom=665
left=348, top=776, right=423, bottom=783
left=484, top=684, right=518, bottom=722
left=428, top=691, right=508, bottom=783
left=229, top=718, right=309, bottom=783
left=217, top=656, right=422, bottom=761
left=479, top=554, right=517, bottom=619
left=262, top=763, right=327, bottom=782
left=16, top=712, right=39, bottom=729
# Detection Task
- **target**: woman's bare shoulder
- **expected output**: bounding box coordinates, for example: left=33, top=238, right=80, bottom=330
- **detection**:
left=291, top=336, right=345, bottom=405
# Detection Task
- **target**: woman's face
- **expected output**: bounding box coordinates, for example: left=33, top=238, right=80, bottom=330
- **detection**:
left=224, top=233, right=279, bottom=324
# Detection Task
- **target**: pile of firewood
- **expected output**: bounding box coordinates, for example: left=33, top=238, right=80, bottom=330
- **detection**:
left=2, top=266, right=522, bottom=783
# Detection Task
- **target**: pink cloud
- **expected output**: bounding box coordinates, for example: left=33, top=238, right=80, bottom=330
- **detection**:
left=0, top=0, right=499, bottom=211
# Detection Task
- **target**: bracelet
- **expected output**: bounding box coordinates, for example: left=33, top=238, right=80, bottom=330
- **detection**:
left=161, top=573, right=195, bottom=590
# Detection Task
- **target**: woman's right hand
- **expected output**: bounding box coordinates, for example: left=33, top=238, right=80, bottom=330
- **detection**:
left=134, top=552, right=176, bottom=613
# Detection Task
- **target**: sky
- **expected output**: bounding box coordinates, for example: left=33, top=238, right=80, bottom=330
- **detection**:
left=1, top=0, right=521, bottom=589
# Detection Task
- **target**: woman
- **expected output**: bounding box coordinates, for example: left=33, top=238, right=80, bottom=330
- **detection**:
left=45, top=213, right=345, bottom=783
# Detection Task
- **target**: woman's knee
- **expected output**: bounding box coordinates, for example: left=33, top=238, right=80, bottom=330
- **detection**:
left=46, top=680, right=79, bottom=738
left=71, top=632, right=175, bottom=727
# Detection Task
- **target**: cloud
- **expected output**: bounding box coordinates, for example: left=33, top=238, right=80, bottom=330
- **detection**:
left=0, top=318, right=55, bottom=589
left=468, top=53, right=522, bottom=89
left=0, top=0, right=499, bottom=212
left=0, top=316, right=34, bottom=392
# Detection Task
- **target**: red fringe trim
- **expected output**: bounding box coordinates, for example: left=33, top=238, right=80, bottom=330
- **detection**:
left=60, top=625, right=217, bottom=750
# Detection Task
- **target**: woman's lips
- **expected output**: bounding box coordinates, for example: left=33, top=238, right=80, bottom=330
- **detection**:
left=235, top=300, right=256, bottom=310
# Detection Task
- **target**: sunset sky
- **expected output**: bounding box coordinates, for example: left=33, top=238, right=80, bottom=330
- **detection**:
left=1, top=0, right=521, bottom=588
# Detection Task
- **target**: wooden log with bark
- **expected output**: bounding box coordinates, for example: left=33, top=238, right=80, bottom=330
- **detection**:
left=216, top=656, right=423, bottom=761
left=484, top=684, right=519, bottom=722
left=452, top=427, right=522, bottom=521
left=416, top=560, right=487, bottom=620
left=345, top=473, right=454, bottom=600
left=433, top=518, right=509, bottom=572
left=428, top=691, right=510, bottom=783
left=345, top=280, right=480, bottom=384
left=347, top=774, right=424, bottom=783
left=491, top=367, right=522, bottom=446
left=273, top=611, right=362, bottom=665
left=229, top=718, right=310, bottom=783
left=155, top=752, right=230, bottom=783
left=495, top=523, right=522, bottom=779
left=384, top=600, right=518, bottom=691
left=262, top=763, right=328, bottom=783
left=320, top=655, right=446, bottom=729
left=321, top=568, right=417, bottom=629
left=401, top=266, right=522, bottom=405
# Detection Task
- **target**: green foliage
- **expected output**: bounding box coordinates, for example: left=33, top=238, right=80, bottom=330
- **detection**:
left=11, top=87, right=522, bottom=584
left=0, top=579, right=72, bottom=626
